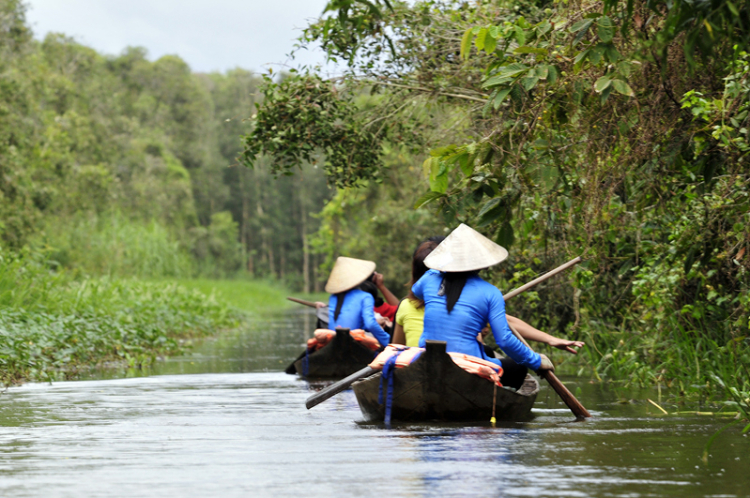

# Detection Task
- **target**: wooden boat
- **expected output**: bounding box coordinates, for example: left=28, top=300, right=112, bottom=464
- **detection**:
left=285, top=328, right=378, bottom=379
left=352, top=340, right=539, bottom=423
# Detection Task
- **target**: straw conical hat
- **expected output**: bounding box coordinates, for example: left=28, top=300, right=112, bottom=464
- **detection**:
left=423, top=224, right=508, bottom=272
left=325, top=257, right=377, bottom=294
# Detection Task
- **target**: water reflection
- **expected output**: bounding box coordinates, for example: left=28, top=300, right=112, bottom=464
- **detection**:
left=0, top=307, right=747, bottom=497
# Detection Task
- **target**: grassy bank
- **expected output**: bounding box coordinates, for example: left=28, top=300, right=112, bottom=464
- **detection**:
left=0, top=251, right=246, bottom=385
left=172, top=279, right=293, bottom=314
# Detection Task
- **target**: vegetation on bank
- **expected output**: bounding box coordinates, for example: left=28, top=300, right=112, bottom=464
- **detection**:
left=0, top=250, right=246, bottom=385
left=245, top=0, right=750, bottom=426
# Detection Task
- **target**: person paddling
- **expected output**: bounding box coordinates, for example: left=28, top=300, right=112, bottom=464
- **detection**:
left=412, top=224, right=558, bottom=389
left=394, top=236, right=584, bottom=362
left=325, top=257, right=390, bottom=348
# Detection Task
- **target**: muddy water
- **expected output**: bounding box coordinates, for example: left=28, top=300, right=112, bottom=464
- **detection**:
left=0, top=309, right=747, bottom=497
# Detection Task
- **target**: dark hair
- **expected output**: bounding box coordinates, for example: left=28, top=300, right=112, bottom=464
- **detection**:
left=441, top=271, right=478, bottom=313
left=334, top=274, right=382, bottom=320
left=407, top=236, right=445, bottom=308
left=333, top=292, right=346, bottom=320
left=358, top=278, right=384, bottom=307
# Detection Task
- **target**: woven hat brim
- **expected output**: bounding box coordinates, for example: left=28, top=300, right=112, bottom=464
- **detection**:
left=325, top=257, right=377, bottom=294
left=423, top=224, right=508, bottom=272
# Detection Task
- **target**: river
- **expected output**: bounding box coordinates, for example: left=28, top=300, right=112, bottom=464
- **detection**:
left=0, top=309, right=747, bottom=497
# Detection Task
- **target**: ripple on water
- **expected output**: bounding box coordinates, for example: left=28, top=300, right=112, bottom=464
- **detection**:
left=0, top=311, right=747, bottom=497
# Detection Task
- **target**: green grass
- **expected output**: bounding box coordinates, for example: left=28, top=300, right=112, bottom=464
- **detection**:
left=172, top=278, right=327, bottom=314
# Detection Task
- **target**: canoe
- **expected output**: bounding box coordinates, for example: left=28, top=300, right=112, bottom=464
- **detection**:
left=352, top=340, right=539, bottom=423
left=286, top=328, right=378, bottom=379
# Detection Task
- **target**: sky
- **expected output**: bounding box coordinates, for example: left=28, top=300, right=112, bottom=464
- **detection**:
left=25, top=0, right=333, bottom=74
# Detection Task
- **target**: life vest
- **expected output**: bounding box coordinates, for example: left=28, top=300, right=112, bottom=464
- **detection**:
left=369, top=345, right=503, bottom=386
left=306, top=328, right=381, bottom=352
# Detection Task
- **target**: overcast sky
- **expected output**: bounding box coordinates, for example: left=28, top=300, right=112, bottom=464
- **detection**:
left=25, top=0, right=333, bottom=74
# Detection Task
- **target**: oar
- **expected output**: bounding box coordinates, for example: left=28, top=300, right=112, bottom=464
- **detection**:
left=306, top=256, right=584, bottom=410
left=305, top=366, right=377, bottom=409
left=507, top=321, right=591, bottom=419
left=288, top=296, right=330, bottom=324
left=287, top=296, right=317, bottom=307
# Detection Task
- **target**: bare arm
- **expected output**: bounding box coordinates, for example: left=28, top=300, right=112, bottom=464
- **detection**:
left=506, top=315, right=584, bottom=354
left=392, top=323, right=406, bottom=345
left=373, top=272, right=400, bottom=306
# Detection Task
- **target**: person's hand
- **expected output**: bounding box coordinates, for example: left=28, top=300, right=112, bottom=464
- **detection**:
left=538, top=354, right=555, bottom=371
left=375, top=313, right=386, bottom=326
left=372, top=272, right=385, bottom=287
left=548, top=337, right=585, bottom=354
left=314, top=301, right=327, bottom=309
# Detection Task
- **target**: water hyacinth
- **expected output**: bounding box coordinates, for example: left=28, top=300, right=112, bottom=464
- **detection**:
left=0, top=253, right=241, bottom=384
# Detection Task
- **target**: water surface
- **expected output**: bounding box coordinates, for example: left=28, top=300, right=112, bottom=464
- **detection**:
left=0, top=309, right=747, bottom=497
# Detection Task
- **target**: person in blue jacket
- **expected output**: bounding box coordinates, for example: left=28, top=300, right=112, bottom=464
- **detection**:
left=412, top=224, right=555, bottom=388
left=325, top=256, right=390, bottom=348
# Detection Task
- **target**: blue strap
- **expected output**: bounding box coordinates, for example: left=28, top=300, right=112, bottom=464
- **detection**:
left=378, top=351, right=402, bottom=425
left=303, top=347, right=310, bottom=377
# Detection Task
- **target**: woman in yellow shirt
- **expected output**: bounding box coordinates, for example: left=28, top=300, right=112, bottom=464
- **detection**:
left=392, top=237, right=443, bottom=346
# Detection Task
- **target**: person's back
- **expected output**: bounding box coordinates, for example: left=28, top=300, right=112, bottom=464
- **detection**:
left=414, top=269, right=540, bottom=370
left=328, top=288, right=390, bottom=347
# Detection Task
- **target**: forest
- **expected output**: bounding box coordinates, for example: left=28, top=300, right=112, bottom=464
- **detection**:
left=0, top=0, right=748, bottom=423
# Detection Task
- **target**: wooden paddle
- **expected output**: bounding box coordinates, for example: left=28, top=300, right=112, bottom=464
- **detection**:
left=507, top=321, right=591, bottom=419
left=287, top=296, right=317, bottom=307
left=305, top=256, right=584, bottom=410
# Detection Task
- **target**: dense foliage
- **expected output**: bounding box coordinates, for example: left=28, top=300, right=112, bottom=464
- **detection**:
left=0, top=0, right=330, bottom=285
left=247, top=0, right=750, bottom=423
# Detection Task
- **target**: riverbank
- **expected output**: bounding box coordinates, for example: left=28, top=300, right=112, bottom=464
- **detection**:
left=0, top=252, right=310, bottom=385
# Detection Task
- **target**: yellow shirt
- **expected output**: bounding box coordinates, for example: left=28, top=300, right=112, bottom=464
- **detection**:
left=395, top=298, right=425, bottom=347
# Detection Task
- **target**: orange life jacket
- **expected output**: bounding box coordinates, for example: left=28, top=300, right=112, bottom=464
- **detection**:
left=369, top=345, right=503, bottom=386
left=306, top=328, right=381, bottom=352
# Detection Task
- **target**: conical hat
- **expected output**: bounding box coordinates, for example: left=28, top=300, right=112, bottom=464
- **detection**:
left=325, top=257, right=377, bottom=294
left=423, top=224, right=508, bottom=272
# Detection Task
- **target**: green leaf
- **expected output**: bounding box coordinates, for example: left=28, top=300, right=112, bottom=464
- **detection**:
left=597, top=15, right=615, bottom=43
left=573, top=48, right=590, bottom=64
left=594, top=76, right=612, bottom=93
left=514, top=26, right=526, bottom=46
left=611, top=79, right=634, bottom=97
left=537, top=64, right=549, bottom=80
left=458, top=154, right=474, bottom=176
left=514, top=46, right=548, bottom=56
left=547, top=64, right=559, bottom=84
left=460, top=28, right=473, bottom=60
left=484, top=33, right=497, bottom=54
left=476, top=198, right=505, bottom=227
left=422, top=156, right=436, bottom=177
left=617, top=61, right=632, bottom=77
left=589, top=44, right=605, bottom=65
left=496, top=222, right=515, bottom=248
left=522, top=76, right=540, bottom=91
left=570, top=18, right=594, bottom=32
left=493, top=87, right=512, bottom=109
left=475, top=28, right=488, bottom=51
left=572, top=19, right=594, bottom=45
left=414, top=190, right=445, bottom=209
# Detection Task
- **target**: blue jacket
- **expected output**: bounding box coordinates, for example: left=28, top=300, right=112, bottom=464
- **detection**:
left=328, top=289, right=390, bottom=347
left=412, top=270, right=541, bottom=370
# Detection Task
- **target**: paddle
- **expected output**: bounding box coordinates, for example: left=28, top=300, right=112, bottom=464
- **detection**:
left=507, top=321, right=591, bottom=419
left=305, top=366, right=377, bottom=409
left=305, top=256, right=584, bottom=410
left=287, top=296, right=329, bottom=324
left=287, top=296, right=316, bottom=307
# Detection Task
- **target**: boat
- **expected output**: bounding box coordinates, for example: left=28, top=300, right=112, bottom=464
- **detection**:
left=352, top=340, right=539, bottom=423
left=285, top=328, right=379, bottom=379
